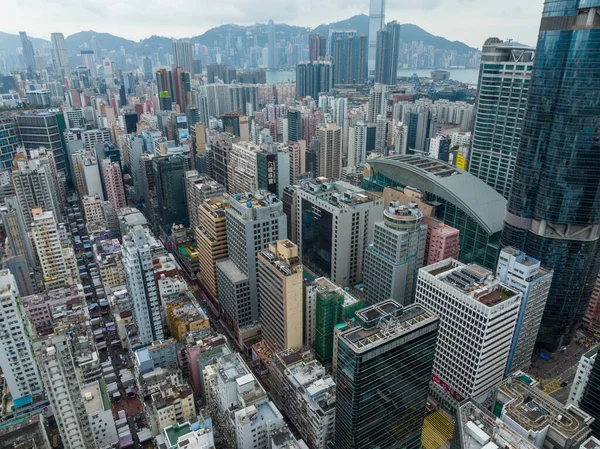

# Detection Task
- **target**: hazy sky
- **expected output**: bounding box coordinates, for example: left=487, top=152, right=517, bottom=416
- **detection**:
left=5, top=0, right=544, bottom=49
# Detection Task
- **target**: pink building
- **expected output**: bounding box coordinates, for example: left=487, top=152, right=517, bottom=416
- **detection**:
left=23, top=285, right=82, bottom=336
left=422, top=216, right=460, bottom=266
left=103, top=158, right=127, bottom=212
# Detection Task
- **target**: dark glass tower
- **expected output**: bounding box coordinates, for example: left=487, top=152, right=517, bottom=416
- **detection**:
left=374, top=21, right=401, bottom=85
left=580, top=350, right=600, bottom=439
left=335, top=301, right=438, bottom=449
left=501, top=0, right=600, bottom=353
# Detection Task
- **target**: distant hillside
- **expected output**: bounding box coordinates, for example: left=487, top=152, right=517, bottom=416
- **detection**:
left=0, top=18, right=478, bottom=58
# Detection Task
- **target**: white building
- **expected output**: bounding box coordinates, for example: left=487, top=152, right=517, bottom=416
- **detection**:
left=568, top=346, right=598, bottom=407
left=81, top=381, right=118, bottom=448
left=0, top=270, right=43, bottom=402
left=347, top=122, right=367, bottom=168
left=294, top=179, right=384, bottom=287
left=82, top=128, right=111, bottom=152
left=122, top=226, right=164, bottom=345
left=416, top=259, right=522, bottom=403
left=34, top=334, right=95, bottom=449
left=228, top=141, right=261, bottom=195
left=496, top=247, right=553, bottom=374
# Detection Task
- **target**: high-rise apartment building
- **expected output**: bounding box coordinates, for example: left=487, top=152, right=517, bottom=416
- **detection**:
left=347, top=122, right=367, bottom=168
left=184, top=172, right=225, bottom=233
left=122, top=226, right=164, bottom=345
left=309, top=34, right=327, bottom=62
left=469, top=38, right=535, bottom=199
left=501, top=1, right=600, bottom=353
left=0, top=197, right=36, bottom=273
left=335, top=300, right=439, bottom=449
left=295, top=179, right=383, bottom=286
left=196, top=196, right=230, bottom=311
left=367, top=0, right=385, bottom=78
left=82, top=195, right=107, bottom=231
left=0, top=270, right=43, bottom=403
left=102, top=158, right=126, bottom=212
left=363, top=201, right=427, bottom=306
left=34, top=334, right=95, bottom=449
left=568, top=346, right=598, bottom=407
left=422, top=216, right=460, bottom=266
left=30, top=209, right=78, bottom=290
left=496, top=247, right=553, bottom=374
left=82, top=128, right=111, bottom=152
left=16, top=113, right=67, bottom=174
left=416, top=260, right=522, bottom=403
left=317, top=123, right=342, bottom=180
left=51, top=32, right=69, bottom=77
left=172, top=39, right=194, bottom=74
left=332, top=35, right=367, bottom=85
left=296, top=60, right=333, bottom=100
left=374, top=21, right=401, bottom=85
left=216, top=191, right=286, bottom=331
left=257, top=240, right=303, bottom=352
left=19, top=32, right=36, bottom=75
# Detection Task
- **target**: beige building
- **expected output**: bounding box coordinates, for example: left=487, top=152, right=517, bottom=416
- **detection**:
left=257, top=240, right=303, bottom=351
left=318, top=123, right=342, bottom=180
left=30, top=208, right=78, bottom=289
left=196, top=196, right=230, bottom=305
left=152, top=385, right=196, bottom=432
left=184, top=172, right=225, bottom=235
left=82, top=195, right=106, bottom=232
left=202, top=364, right=218, bottom=408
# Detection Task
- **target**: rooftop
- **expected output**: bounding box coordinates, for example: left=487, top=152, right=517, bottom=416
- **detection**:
left=369, top=155, right=506, bottom=235
left=81, top=382, right=106, bottom=414
left=314, top=277, right=362, bottom=307
left=165, top=422, right=192, bottom=447
left=216, top=259, right=248, bottom=283
left=299, top=178, right=377, bottom=208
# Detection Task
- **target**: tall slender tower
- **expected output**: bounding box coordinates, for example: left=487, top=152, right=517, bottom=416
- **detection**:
left=268, top=20, right=276, bottom=69
left=469, top=38, right=535, bottom=199
left=51, top=32, right=69, bottom=78
left=172, top=39, right=194, bottom=74
left=367, top=0, right=385, bottom=78
left=374, top=21, right=401, bottom=85
left=501, top=0, right=600, bottom=353
left=19, top=31, right=36, bottom=75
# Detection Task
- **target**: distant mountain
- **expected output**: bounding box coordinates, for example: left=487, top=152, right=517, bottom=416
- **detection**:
left=0, top=17, right=478, bottom=58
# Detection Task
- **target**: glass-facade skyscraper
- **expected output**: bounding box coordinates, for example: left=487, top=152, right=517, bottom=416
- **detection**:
left=469, top=38, right=535, bottom=199
left=335, top=300, right=438, bottom=449
left=502, top=0, right=600, bottom=353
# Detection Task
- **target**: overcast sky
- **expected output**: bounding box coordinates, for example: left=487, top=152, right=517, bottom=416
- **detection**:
left=5, top=0, right=544, bottom=49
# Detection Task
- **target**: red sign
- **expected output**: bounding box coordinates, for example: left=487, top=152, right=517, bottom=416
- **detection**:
left=432, top=373, right=465, bottom=402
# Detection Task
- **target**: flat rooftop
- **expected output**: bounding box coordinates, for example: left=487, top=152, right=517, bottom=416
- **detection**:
left=81, top=382, right=106, bottom=414
left=216, top=259, right=248, bottom=283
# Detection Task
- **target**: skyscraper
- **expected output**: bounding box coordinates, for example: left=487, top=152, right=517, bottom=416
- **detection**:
left=363, top=201, right=428, bottom=307
left=469, top=38, right=535, bottom=199
left=51, top=32, right=69, bottom=77
left=0, top=270, right=43, bottom=403
left=153, top=154, right=190, bottom=230
left=172, top=39, right=194, bottom=74
left=19, top=31, right=36, bottom=75
left=296, top=60, right=333, bottom=100
left=374, top=21, right=401, bottom=85
left=102, top=159, right=126, bottom=212
left=287, top=109, right=302, bottom=142
left=335, top=300, right=439, bottom=449
left=367, top=0, right=385, bottom=78
left=501, top=0, right=600, bottom=353
left=16, top=113, right=68, bottom=174
left=317, top=123, right=342, bottom=180
left=332, top=34, right=368, bottom=85
left=122, top=226, right=164, bottom=345
left=309, top=34, right=327, bottom=62
left=0, top=117, right=19, bottom=170
left=268, top=19, right=276, bottom=69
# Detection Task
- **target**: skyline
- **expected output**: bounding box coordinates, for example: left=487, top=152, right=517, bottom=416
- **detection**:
left=6, top=0, right=544, bottom=49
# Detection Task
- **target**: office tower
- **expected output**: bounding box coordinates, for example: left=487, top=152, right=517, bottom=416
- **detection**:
left=368, top=0, right=385, bottom=78
left=363, top=201, right=428, bottom=306
left=196, top=196, right=230, bottom=311
left=287, top=109, right=302, bottom=142
left=333, top=34, right=367, bottom=85
left=153, top=154, right=189, bottom=231
left=318, top=123, right=342, bottom=179
left=268, top=19, right=276, bottom=69
left=404, top=110, right=436, bottom=154
left=422, top=216, right=460, bottom=266
left=496, top=247, right=553, bottom=374
left=184, top=172, right=225, bottom=233
left=375, top=21, right=401, bottom=85
left=82, top=128, right=111, bottom=152
left=416, top=260, right=522, bottom=403
left=210, top=134, right=236, bottom=191
left=0, top=197, right=36, bottom=272
left=227, top=141, right=261, bottom=195
left=16, top=113, right=67, bottom=174
left=0, top=118, right=18, bottom=170
left=335, top=300, right=439, bottom=449
left=574, top=359, right=600, bottom=440
left=34, top=335, right=95, bottom=449
left=12, top=152, right=62, bottom=227
left=469, top=38, right=535, bottom=199
left=296, top=60, right=333, bottom=100
left=295, top=180, right=384, bottom=286
left=30, top=209, right=77, bottom=290
left=123, top=226, right=164, bottom=345
left=221, top=112, right=240, bottom=137
left=102, top=159, right=126, bottom=212
left=172, top=39, right=194, bottom=74
left=171, top=66, right=191, bottom=111
left=309, top=34, right=327, bottom=62
left=51, top=32, right=69, bottom=77
left=0, top=270, right=43, bottom=403
left=19, top=31, right=36, bottom=75
left=216, top=191, right=286, bottom=331
left=501, top=1, right=600, bottom=353
left=256, top=143, right=290, bottom=199
left=257, top=240, right=303, bottom=352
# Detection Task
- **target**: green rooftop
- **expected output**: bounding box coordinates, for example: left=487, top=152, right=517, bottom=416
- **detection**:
left=99, top=378, right=111, bottom=411
left=166, top=422, right=191, bottom=446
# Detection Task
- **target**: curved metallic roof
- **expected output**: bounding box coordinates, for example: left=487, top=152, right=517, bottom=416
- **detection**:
left=369, top=155, right=507, bottom=235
